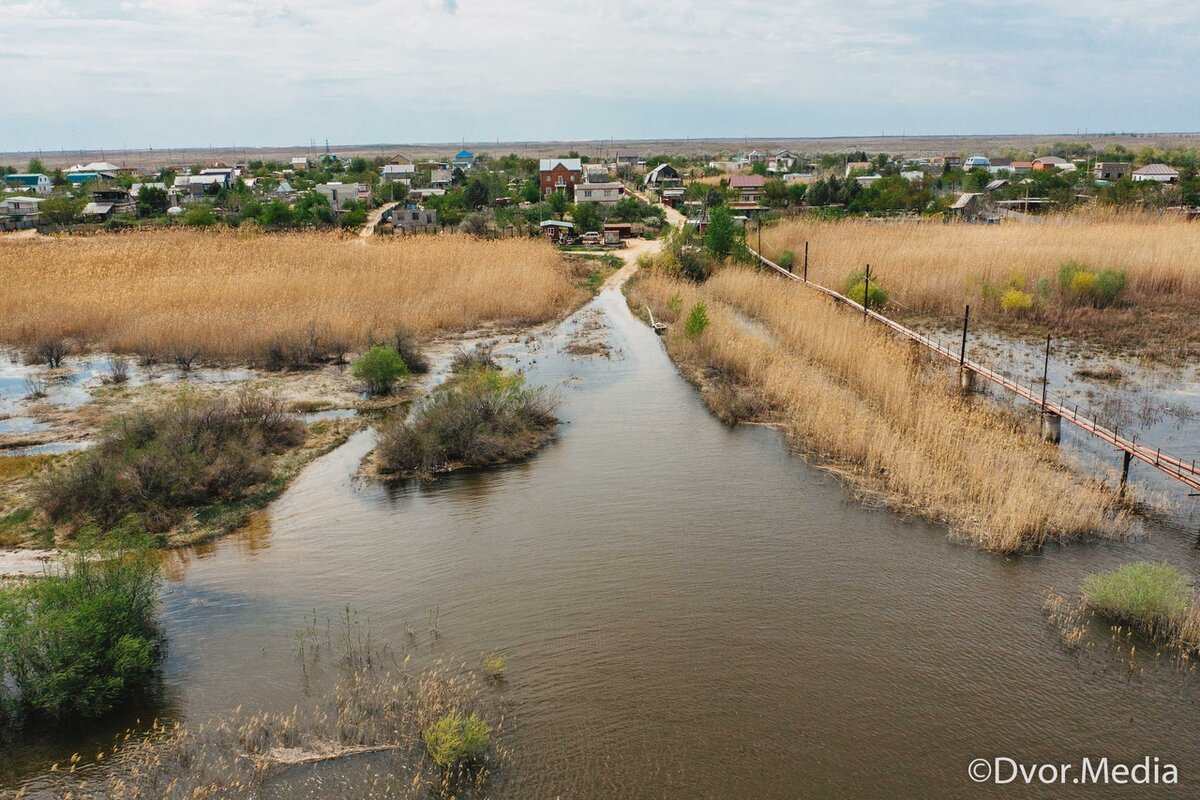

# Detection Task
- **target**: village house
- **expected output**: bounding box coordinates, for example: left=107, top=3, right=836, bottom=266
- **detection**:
left=1094, top=162, right=1132, bottom=181
left=381, top=155, right=416, bottom=184
left=83, top=188, right=135, bottom=219
left=539, top=158, right=583, bottom=197
left=453, top=150, right=476, bottom=171
left=767, top=150, right=800, bottom=173
left=539, top=219, right=574, bottom=243
left=660, top=187, right=686, bottom=208
left=963, top=155, right=991, bottom=170
left=574, top=182, right=625, bottom=205
left=1010, top=161, right=1033, bottom=174
left=0, top=196, right=43, bottom=229
left=3, top=173, right=53, bottom=194
left=614, top=150, right=640, bottom=168
left=290, top=157, right=309, bottom=170
left=390, top=205, right=438, bottom=232
left=410, top=187, right=446, bottom=202
left=584, top=164, right=610, bottom=183
left=644, top=163, right=681, bottom=189
left=1132, top=163, right=1180, bottom=184
left=1032, top=156, right=1070, bottom=171
left=729, top=174, right=765, bottom=202
left=429, top=168, right=453, bottom=188
left=844, top=161, right=873, bottom=177
left=316, top=181, right=372, bottom=208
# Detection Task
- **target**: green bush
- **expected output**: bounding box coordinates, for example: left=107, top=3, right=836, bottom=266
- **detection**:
left=376, top=368, right=559, bottom=477
left=1056, top=261, right=1128, bottom=308
left=352, top=345, right=410, bottom=395
left=0, top=528, right=162, bottom=719
left=844, top=270, right=889, bottom=309
left=684, top=303, right=710, bottom=339
left=36, top=391, right=305, bottom=533
left=182, top=205, right=217, bottom=227
left=1082, top=562, right=1193, bottom=637
left=777, top=250, right=796, bottom=271
left=423, top=710, right=490, bottom=768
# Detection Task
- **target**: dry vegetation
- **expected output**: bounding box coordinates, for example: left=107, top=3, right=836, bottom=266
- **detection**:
left=0, top=230, right=586, bottom=364
left=629, top=267, right=1129, bottom=553
left=760, top=211, right=1200, bottom=358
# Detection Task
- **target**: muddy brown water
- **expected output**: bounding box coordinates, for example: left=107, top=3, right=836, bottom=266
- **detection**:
left=6, top=287, right=1200, bottom=797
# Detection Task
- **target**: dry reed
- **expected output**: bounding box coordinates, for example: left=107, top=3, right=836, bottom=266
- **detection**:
left=0, top=230, right=585, bottom=363
left=630, top=267, right=1128, bottom=552
left=759, top=212, right=1200, bottom=354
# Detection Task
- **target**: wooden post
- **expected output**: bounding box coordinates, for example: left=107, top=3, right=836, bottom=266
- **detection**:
left=1041, top=333, right=1051, bottom=410
left=1119, top=450, right=1133, bottom=497
left=863, top=263, right=871, bottom=319
left=959, top=305, right=970, bottom=369
left=803, top=241, right=808, bottom=282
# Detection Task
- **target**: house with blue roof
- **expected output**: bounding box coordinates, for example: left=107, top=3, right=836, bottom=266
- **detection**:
left=453, top=149, right=476, bottom=171
left=3, top=173, right=53, bottom=194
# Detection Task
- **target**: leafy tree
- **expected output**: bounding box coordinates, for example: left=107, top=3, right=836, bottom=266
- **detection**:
left=571, top=201, right=604, bottom=234
left=347, top=156, right=370, bottom=175
left=39, top=196, right=86, bottom=225
left=786, top=182, right=807, bottom=205
left=749, top=161, right=768, bottom=176
left=547, top=189, right=569, bottom=217
left=390, top=182, right=409, bottom=202
left=135, top=186, right=169, bottom=217
left=182, top=205, right=217, bottom=227
left=703, top=205, right=737, bottom=259
left=763, top=177, right=788, bottom=206
left=464, top=177, right=490, bottom=209
left=338, top=199, right=368, bottom=229
left=295, top=191, right=334, bottom=224
left=520, top=179, right=540, bottom=203
left=27, top=157, right=46, bottom=174
left=258, top=199, right=294, bottom=228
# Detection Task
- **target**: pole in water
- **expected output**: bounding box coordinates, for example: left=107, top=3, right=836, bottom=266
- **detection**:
left=959, top=304, right=970, bottom=370
left=863, top=263, right=871, bottom=319
left=1041, top=333, right=1051, bottom=410
left=803, top=241, right=809, bottom=282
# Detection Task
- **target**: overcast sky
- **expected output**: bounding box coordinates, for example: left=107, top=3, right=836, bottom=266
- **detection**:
left=2, top=0, right=1197, bottom=152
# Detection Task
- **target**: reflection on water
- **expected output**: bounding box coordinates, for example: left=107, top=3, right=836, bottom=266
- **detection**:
left=8, top=289, right=1200, bottom=797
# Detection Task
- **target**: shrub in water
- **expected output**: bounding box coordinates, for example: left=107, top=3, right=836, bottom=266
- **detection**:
left=1082, top=562, right=1193, bottom=638
left=450, top=342, right=498, bottom=373
left=36, top=391, right=305, bottom=532
left=393, top=326, right=430, bottom=374
left=352, top=345, right=410, bottom=395
left=0, top=527, right=162, bottom=719
left=684, top=302, right=710, bottom=339
left=377, top=368, right=559, bottom=477
left=423, top=710, right=490, bottom=768
left=999, top=288, right=1033, bottom=314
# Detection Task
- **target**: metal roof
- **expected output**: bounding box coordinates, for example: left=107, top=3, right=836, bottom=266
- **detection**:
left=539, top=158, right=582, bottom=172
left=729, top=175, right=765, bottom=188
left=82, top=202, right=114, bottom=215
left=1133, top=163, right=1179, bottom=175
left=539, top=219, right=574, bottom=228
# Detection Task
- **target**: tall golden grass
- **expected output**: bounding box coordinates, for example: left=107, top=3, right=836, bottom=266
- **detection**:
left=0, top=230, right=586, bottom=361
left=630, top=267, right=1128, bottom=552
left=760, top=210, right=1200, bottom=317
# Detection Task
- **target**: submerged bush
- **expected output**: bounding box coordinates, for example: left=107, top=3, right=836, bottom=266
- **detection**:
left=423, top=710, right=491, bottom=768
left=1082, top=562, right=1194, bottom=638
left=450, top=342, right=499, bottom=373
left=0, top=528, right=162, bottom=719
left=36, top=390, right=306, bottom=533
left=352, top=345, right=410, bottom=395
left=376, top=368, right=559, bottom=478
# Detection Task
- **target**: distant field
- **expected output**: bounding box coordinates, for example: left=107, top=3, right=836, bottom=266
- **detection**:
left=759, top=212, right=1200, bottom=358
left=0, top=231, right=586, bottom=362
left=7, top=132, right=1200, bottom=170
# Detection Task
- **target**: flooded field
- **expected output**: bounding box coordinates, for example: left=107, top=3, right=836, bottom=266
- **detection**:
left=5, top=286, right=1200, bottom=797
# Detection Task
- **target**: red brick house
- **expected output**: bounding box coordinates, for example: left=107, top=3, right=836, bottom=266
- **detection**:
left=539, top=158, right=583, bottom=197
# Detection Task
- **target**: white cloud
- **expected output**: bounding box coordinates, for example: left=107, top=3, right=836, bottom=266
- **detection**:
left=1, top=0, right=1198, bottom=150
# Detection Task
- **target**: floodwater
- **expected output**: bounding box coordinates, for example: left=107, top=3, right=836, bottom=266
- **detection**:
left=7, top=287, right=1200, bottom=797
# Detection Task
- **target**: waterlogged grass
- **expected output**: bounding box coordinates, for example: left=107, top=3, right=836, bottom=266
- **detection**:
left=0, top=230, right=586, bottom=364
left=1082, top=562, right=1196, bottom=639
left=12, top=614, right=509, bottom=799
left=628, top=266, right=1127, bottom=552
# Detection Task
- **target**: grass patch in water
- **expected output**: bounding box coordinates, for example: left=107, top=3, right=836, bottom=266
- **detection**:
left=1082, top=562, right=1197, bottom=640
left=376, top=366, right=559, bottom=480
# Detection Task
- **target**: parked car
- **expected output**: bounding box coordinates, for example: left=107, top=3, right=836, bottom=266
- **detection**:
left=579, top=231, right=602, bottom=245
